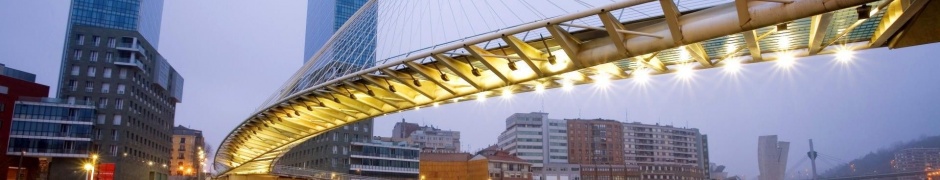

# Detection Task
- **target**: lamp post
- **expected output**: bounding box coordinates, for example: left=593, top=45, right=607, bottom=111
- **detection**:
left=16, top=150, right=24, bottom=180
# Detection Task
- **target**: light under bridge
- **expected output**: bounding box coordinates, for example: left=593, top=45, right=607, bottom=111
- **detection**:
left=213, top=0, right=939, bottom=178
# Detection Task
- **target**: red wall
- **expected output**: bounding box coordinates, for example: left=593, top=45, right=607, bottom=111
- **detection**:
left=0, top=75, right=50, bottom=179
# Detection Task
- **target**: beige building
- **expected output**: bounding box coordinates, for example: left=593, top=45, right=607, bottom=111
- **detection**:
left=170, top=125, right=206, bottom=179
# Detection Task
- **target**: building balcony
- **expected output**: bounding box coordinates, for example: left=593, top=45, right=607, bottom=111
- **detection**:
left=116, top=38, right=148, bottom=57
left=115, top=57, right=146, bottom=71
left=17, top=96, right=94, bottom=107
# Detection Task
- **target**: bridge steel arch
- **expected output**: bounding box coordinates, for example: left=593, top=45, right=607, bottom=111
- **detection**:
left=214, top=0, right=931, bottom=177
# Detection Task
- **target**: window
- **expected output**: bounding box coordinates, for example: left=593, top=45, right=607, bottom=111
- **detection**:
left=71, top=66, right=80, bottom=76
left=101, top=83, right=110, bottom=93
left=85, top=81, right=93, bottom=92
left=93, top=36, right=100, bottom=46
left=73, top=49, right=82, bottom=60
left=76, top=34, right=84, bottom=45
left=95, top=129, right=102, bottom=139
left=67, top=96, right=76, bottom=104
left=108, top=37, right=116, bottom=48
left=97, top=114, right=106, bottom=124
left=62, top=81, right=77, bottom=93
left=105, top=52, right=113, bottom=62
left=103, top=68, right=112, bottom=78
left=113, top=115, right=122, bottom=125
left=87, top=67, right=96, bottom=77
left=117, top=84, right=125, bottom=94
left=109, top=145, right=118, bottom=156
left=115, top=99, right=124, bottom=110
left=180, top=138, right=186, bottom=143
left=90, top=51, right=98, bottom=62
left=98, top=98, right=108, bottom=108
left=119, top=68, right=127, bottom=79
left=111, top=130, right=119, bottom=141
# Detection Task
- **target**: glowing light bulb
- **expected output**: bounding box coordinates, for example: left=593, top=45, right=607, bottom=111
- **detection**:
left=724, top=58, right=741, bottom=73
left=433, top=102, right=440, bottom=107
left=501, top=88, right=513, bottom=99
left=534, top=84, right=545, bottom=93
left=676, top=64, right=694, bottom=79
left=594, top=73, right=611, bottom=88
left=633, top=69, right=650, bottom=84
left=476, top=92, right=487, bottom=102
left=562, top=80, right=574, bottom=91
left=835, top=47, right=854, bottom=63
left=777, top=52, right=796, bottom=68
left=414, top=106, right=420, bottom=110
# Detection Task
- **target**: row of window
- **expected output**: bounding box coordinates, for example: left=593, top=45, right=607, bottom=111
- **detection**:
left=69, top=65, right=128, bottom=79
left=7, top=138, right=91, bottom=155
left=12, top=104, right=95, bottom=122
left=10, top=121, right=93, bottom=138
left=74, top=34, right=117, bottom=48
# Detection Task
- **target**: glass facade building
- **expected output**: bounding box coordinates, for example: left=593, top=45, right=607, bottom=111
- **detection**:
left=7, top=98, right=94, bottom=158
left=303, top=0, right=369, bottom=63
left=348, top=137, right=420, bottom=178
left=69, top=0, right=164, bottom=47
left=57, top=0, right=181, bottom=179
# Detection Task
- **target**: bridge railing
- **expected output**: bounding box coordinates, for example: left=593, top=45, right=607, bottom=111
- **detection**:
left=271, top=165, right=387, bottom=180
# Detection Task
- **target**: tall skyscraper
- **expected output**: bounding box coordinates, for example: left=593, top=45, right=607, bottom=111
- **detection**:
left=275, top=0, right=375, bottom=174
left=58, top=0, right=184, bottom=179
left=757, top=135, right=789, bottom=180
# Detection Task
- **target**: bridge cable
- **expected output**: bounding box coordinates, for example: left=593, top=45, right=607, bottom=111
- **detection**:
left=467, top=0, right=495, bottom=32
left=482, top=0, right=510, bottom=29
left=378, top=0, right=406, bottom=64
left=445, top=0, right=464, bottom=42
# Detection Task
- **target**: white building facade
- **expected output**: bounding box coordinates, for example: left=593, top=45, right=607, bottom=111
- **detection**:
left=498, top=112, right=578, bottom=180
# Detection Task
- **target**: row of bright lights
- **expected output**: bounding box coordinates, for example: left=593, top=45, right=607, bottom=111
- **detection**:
left=426, top=48, right=855, bottom=105
left=394, top=48, right=856, bottom=113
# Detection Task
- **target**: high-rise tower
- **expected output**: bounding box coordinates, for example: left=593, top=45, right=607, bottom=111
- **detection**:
left=758, top=135, right=790, bottom=180
left=276, top=0, right=375, bottom=174
left=58, top=0, right=184, bottom=179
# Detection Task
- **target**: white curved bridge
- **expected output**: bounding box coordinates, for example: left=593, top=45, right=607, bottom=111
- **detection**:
left=213, top=0, right=938, bottom=178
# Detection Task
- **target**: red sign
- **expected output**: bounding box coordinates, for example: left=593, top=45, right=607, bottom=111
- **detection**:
left=96, top=163, right=115, bottom=180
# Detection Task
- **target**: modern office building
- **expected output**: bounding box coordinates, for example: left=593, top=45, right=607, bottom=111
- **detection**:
left=275, top=0, right=378, bottom=175
left=893, top=148, right=940, bottom=172
left=58, top=0, right=184, bottom=179
left=0, top=64, right=51, bottom=179
left=566, top=119, right=634, bottom=180
left=622, top=122, right=709, bottom=180
left=170, top=125, right=206, bottom=179
left=277, top=121, right=373, bottom=173
left=348, top=137, right=420, bottom=179
left=497, top=112, right=579, bottom=179
left=757, top=135, right=789, bottom=180
left=8, top=97, right=96, bottom=180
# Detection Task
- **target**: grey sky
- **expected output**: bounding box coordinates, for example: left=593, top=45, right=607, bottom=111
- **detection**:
left=2, top=1, right=939, bottom=178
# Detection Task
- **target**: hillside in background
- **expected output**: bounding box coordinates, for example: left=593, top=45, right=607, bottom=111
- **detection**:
left=820, top=135, right=940, bottom=178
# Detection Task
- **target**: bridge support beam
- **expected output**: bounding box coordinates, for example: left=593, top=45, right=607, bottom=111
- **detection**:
left=870, top=0, right=931, bottom=47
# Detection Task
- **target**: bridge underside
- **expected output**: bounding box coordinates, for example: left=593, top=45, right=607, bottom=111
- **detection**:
left=214, top=0, right=938, bottom=177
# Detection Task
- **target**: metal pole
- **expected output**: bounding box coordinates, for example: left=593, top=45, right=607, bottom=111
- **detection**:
left=808, top=139, right=819, bottom=180
left=17, top=150, right=24, bottom=180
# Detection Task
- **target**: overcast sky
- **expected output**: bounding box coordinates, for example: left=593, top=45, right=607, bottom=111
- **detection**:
left=2, top=1, right=939, bottom=178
